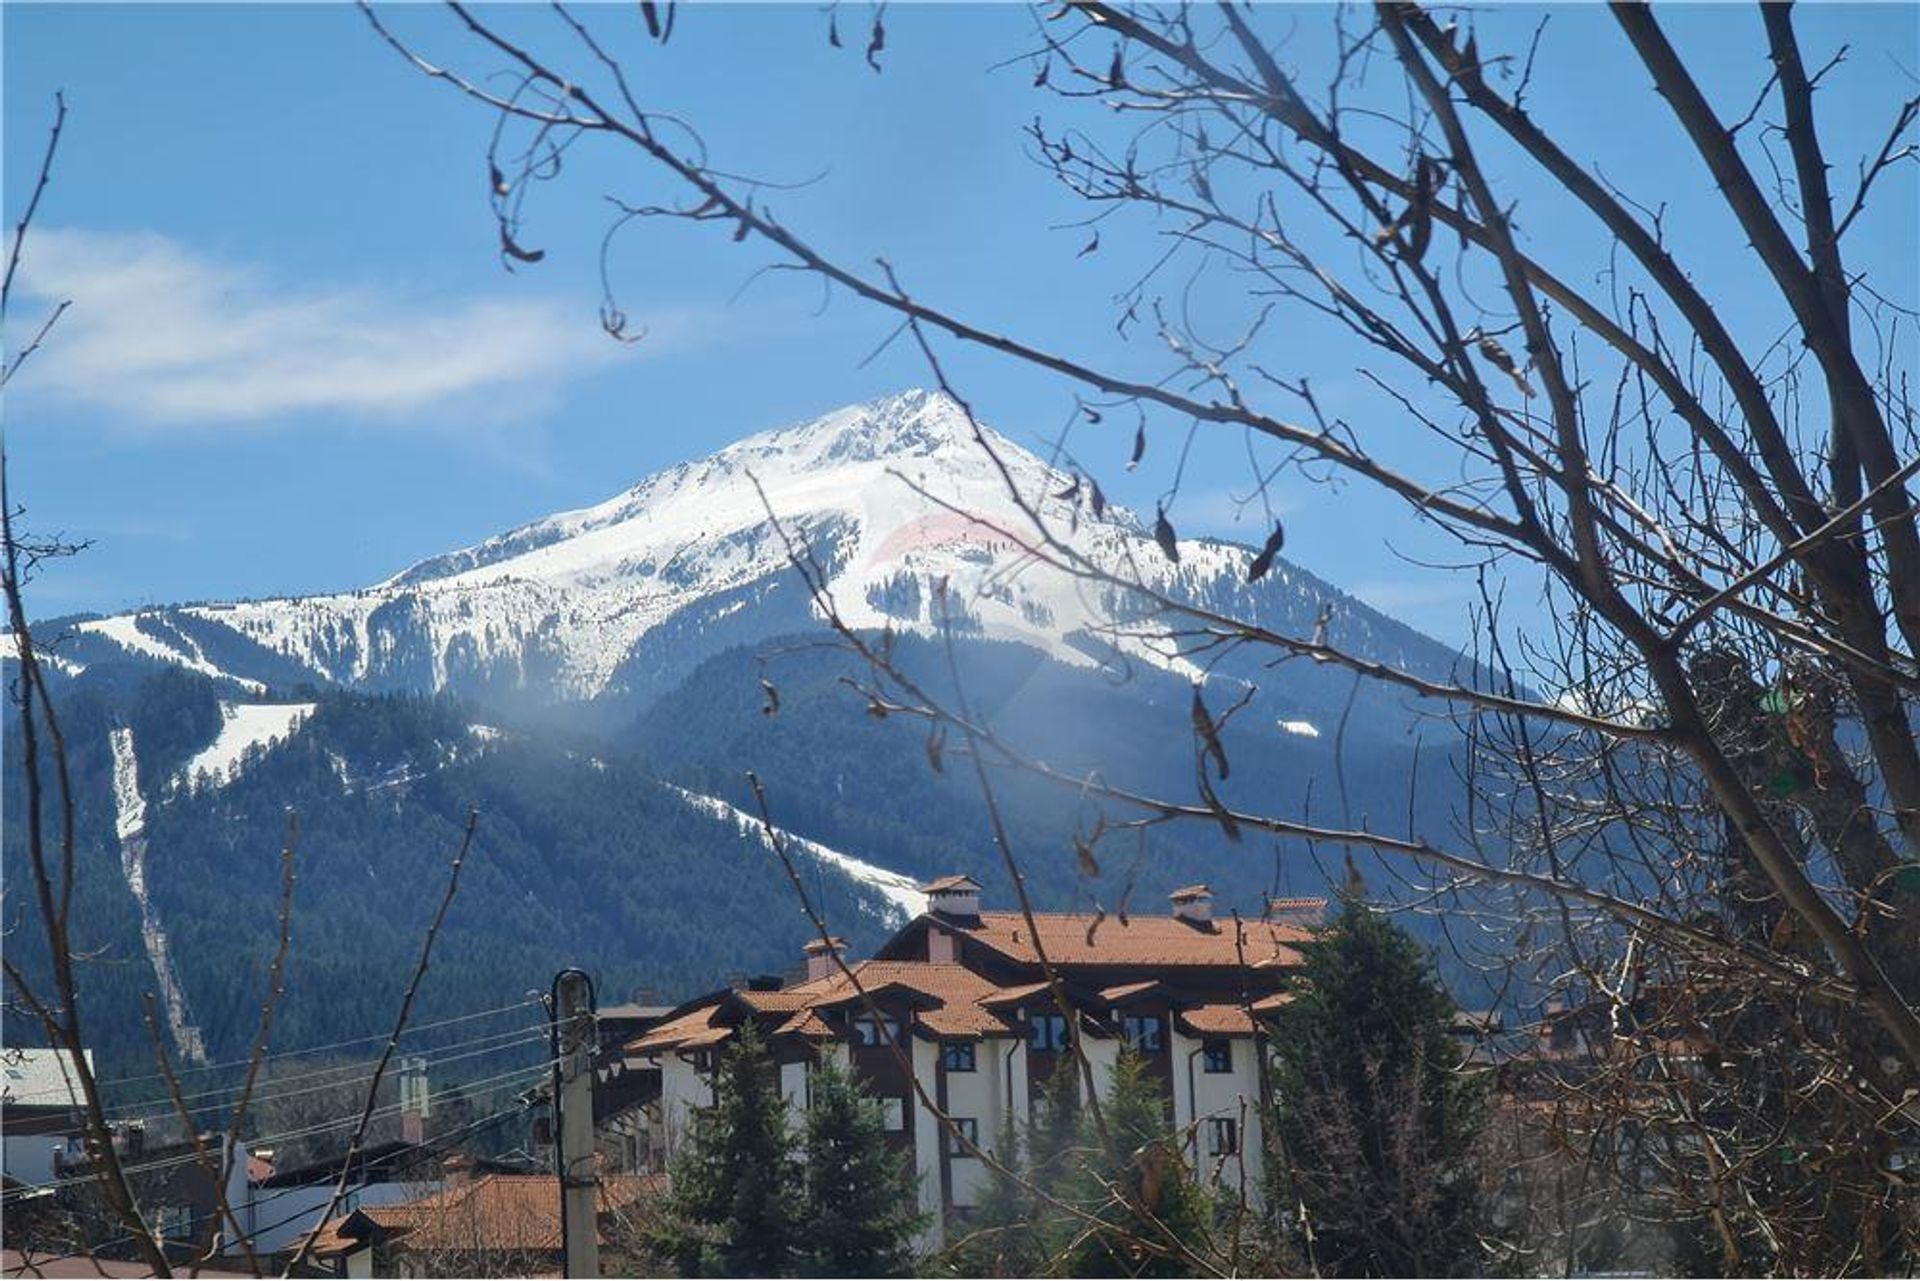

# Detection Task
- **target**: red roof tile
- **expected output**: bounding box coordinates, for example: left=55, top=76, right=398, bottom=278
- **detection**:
left=302, top=1174, right=657, bottom=1258
left=627, top=1005, right=729, bottom=1054
left=1179, top=1004, right=1259, bottom=1036
left=957, top=912, right=1308, bottom=970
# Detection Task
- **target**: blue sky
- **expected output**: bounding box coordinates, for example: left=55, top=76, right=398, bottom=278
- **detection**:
left=5, top=3, right=1915, bottom=648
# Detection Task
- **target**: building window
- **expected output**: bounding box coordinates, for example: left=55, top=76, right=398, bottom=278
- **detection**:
left=946, top=1117, right=979, bottom=1156
left=1028, top=1013, right=1070, bottom=1052
left=1202, top=1039, right=1232, bottom=1073
left=942, top=1042, right=977, bottom=1072
left=851, top=1014, right=900, bottom=1046
left=882, top=1098, right=906, bottom=1131
left=1122, top=1015, right=1164, bottom=1053
left=1207, top=1116, right=1239, bottom=1157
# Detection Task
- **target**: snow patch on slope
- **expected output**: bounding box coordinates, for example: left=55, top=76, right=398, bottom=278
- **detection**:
left=81, top=614, right=265, bottom=693
left=670, top=785, right=926, bottom=923
left=171, top=702, right=315, bottom=794
left=108, top=727, right=206, bottom=1063
left=0, top=634, right=87, bottom=677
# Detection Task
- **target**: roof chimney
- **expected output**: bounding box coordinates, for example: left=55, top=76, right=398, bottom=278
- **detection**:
left=1169, top=884, right=1214, bottom=924
left=920, top=875, right=982, bottom=920
left=442, top=1152, right=475, bottom=1187
left=803, top=938, right=848, bottom=982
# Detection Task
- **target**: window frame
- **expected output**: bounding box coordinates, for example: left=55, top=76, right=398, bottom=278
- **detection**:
left=1201, top=1038, right=1232, bottom=1073
left=1027, top=1012, right=1070, bottom=1052
left=851, top=1013, right=900, bottom=1047
left=946, top=1116, right=979, bottom=1157
left=1122, top=1014, right=1164, bottom=1053
left=942, top=1041, right=977, bottom=1072
left=1206, top=1116, right=1239, bottom=1157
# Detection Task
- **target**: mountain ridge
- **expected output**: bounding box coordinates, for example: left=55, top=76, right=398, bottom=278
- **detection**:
left=43, top=389, right=1473, bottom=718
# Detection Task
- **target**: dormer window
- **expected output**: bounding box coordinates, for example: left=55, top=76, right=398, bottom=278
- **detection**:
left=850, top=1014, right=900, bottom=1046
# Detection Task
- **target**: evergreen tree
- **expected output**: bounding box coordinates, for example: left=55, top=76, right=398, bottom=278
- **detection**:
left=1266, top=901, right=1488, bottom=1277
left=796, top=1057, right=926, bottom=1277
left=1063, top=1052, right=1215, bottom=1278
left=942, top=1064, right=1080, bottom=1277
left=658, top=1025, right=802, bottom=1276
left=942, top=1053, right=1216, bottom=1278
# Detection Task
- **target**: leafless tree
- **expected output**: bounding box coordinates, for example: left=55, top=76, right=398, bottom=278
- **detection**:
left=2, top=95, right=485, bottom=1277
left=367, top=1, right=1918, bottom=1270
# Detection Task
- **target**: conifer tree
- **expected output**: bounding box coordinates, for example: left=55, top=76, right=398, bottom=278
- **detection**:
left=658, top=1025, right=803, bottom=1276
left=1266, top=901, right=1488, bottom=1277
left=797, top=1056, right=926, bottom=1277
left=942, top=1066, right=1079, bottom=1277
left=1063, top=1052, right=1215, bottom=1278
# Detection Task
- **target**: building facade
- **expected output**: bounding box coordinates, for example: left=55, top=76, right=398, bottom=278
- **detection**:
left=625, top=878, right=1322, bottom=1249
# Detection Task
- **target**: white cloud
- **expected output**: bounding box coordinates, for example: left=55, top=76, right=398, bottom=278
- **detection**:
left=8, top=227, right=668, bottom=427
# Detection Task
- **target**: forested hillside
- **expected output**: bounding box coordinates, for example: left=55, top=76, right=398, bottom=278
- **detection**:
left=2, top=669, right=904, bottom=1077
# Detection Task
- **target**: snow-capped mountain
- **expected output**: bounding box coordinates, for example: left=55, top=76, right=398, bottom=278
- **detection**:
left=9, top=391, right=1490, bottom=1071
left=51, top=390, right=1462, bottom=714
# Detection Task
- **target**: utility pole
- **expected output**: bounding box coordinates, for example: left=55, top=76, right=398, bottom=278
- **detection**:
left=551, top=968, right=599, bottom=1279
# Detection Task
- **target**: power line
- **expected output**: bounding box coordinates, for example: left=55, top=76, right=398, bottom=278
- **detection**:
left=86, top=1023, right=548, bottom=1124
left=2, top=1060, right=554, bottom=1205
left=57, top=998, right=546, bottom=1102
left=8, top=1096, right=539, bottom=1273
left=2, top=1061, right=552, bottom=1204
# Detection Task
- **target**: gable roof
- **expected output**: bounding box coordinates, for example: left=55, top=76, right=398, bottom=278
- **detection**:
left=302, top=1173, right=657, bottom=1258
left=1178, top=1004, right=1260, bottom=1036
left=628, top=961, right=1017, bottom=1053
left=783, top=962, right=1011, bottom=1038
left=919, top=875, right=982, bottom=894
left=951, top=912, right=1309, bottom=970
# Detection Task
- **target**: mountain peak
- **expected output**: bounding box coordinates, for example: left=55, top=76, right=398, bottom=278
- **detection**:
left=724, top=387, right=998, bottom=472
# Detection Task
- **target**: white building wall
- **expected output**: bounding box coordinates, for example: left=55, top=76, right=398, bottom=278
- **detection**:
left=909, top=1037, right=945, bottom=1251
left=940, top=1046, right=998, bottom=1209
left=1169, top=1028, right=1265, bottom=1210
left=1005, top=1039, right=1030, bottom=1132
left=779, top=1060, right=809, bottom=1111
left=653, top=1053, right=713, bottom=1162
left=1083, top=1034, right=1121, bottom=1102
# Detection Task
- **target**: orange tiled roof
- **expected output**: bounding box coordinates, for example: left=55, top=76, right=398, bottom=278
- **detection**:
left=1179, top=1004, right=1259, bottom=1036
left=788, top=962, right=1012, bottom=1038
left=957, top=912, right=1308, bottom=970
left=636, top=962, right=1018, bottom=1051
left=1265, top=898, right=1329, bottom=926
left=627, top=1005, right=730, bottom=1054
left=980, top=980, right=1055, bottom=1009
left=302, top=1174, right=657, bottom=1258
